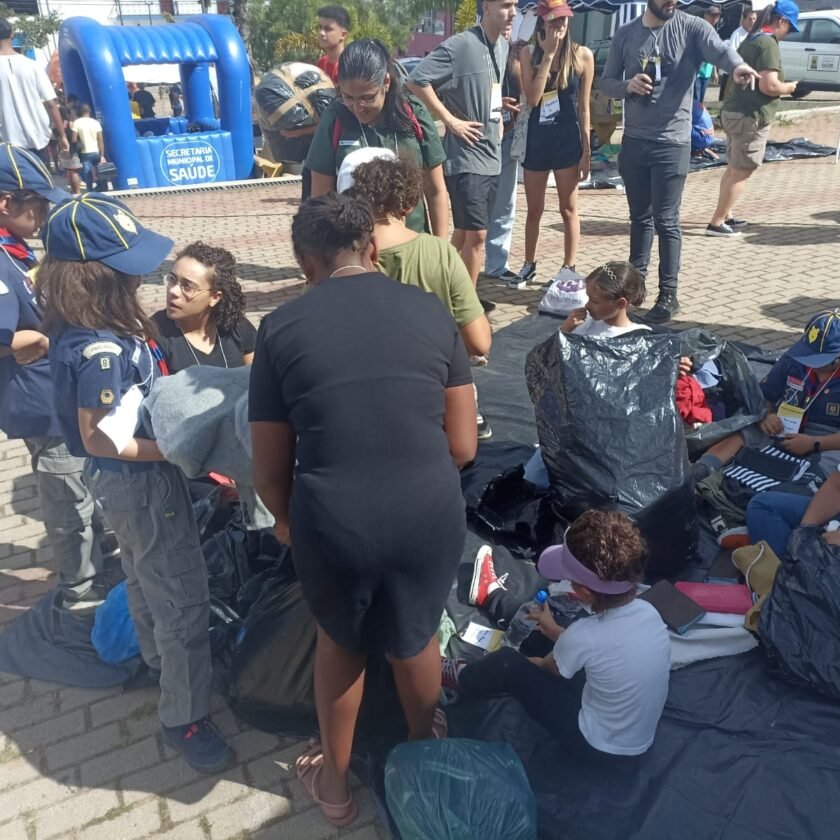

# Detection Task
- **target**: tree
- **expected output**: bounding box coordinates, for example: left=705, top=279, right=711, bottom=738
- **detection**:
left=453, top=0, right=477, bottom=33
left=0, top=4, right=62, bottom=50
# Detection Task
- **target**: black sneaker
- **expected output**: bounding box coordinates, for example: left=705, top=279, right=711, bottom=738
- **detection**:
left=479, top=297, right=496, bottom=313
left=642, top=291, right=681, bottom=325
left=163, top=717, right=234, bottom=775
left=507, top=262, right=536, bottom=289
left=477, top=411, right=493, bottom=441
left=725, top=217, right=748, bottom=230
left=122, top=662, right=162, bottom=693
left=705, top=222, right=741, bottom=238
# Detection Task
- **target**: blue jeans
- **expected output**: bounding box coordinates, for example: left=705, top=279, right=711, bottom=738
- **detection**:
left=80, top=151, right=100, bottom=190
left=746, top=492, right=811, bottom=558
left=484, top=131, right=518, bottom=276
left=694, top=76, right=709, bottom=103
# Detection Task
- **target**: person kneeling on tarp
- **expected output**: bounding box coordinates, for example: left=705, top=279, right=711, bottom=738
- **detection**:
left=692, top=310, right=840, bottom=482
left=443, top=510, right=670, bottom=761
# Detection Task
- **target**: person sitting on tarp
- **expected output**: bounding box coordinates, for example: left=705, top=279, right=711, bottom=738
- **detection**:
left=690, top=100, right=717, bottom=160
left=442, top=510, right=670, bottom=762
left=747, top=467, right=840, bottom=557
left=692, top=310, right=840, bottom=483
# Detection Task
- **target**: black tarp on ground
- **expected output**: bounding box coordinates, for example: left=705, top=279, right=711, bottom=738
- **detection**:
left=583, top=137, right=837, bottom=190
left=423, top=315, right=840, bottom=840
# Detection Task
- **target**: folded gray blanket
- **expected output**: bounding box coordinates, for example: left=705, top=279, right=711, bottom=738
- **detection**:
left=140, top=366, right=273, bottom=528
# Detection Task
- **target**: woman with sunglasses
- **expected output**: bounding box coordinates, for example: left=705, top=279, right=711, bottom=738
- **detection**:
left=151, top=241, right=256, bottom=374
left=305, top=39, right=448, bottom=237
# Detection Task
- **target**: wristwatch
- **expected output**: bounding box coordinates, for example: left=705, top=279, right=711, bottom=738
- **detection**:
left=813, top=440, right=821, bottom=454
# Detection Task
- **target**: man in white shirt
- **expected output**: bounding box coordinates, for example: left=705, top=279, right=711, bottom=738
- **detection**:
left=0, top=19, right=67, bottom=161
left=719, top=5, right=757, bottom=100
left=71, top=104, right=106, bottom=190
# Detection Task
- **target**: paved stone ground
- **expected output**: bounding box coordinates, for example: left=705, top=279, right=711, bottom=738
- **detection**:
left=0, top=110, right=838, bottom=839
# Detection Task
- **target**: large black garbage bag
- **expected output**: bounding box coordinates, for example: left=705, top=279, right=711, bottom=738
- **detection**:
left=760, top=526, right=840, bottom=698
left=525, top=331, right=697, bottom=576
left=385, top=739, right=538, bottom=840
left=255, top=63, right=337, bottom=163
left=679, top=328, right=766, bottom=456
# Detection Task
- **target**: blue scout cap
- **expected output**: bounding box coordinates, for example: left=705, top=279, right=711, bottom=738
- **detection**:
left=774, top=0, right=801, bottom=33
left=788, top=310, right=840, bottom=369
left=0, top=144, right=70, bottom=204
left=41, top=193, right=173, bottom=276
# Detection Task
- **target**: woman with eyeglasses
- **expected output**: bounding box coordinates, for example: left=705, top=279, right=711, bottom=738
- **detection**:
left=151, top=242, right=256, bottom=374
left=305, top=39, right=448, bottom=237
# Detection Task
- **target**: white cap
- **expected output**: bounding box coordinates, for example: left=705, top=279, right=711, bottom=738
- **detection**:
left=336, top=147, right=397, bottom=194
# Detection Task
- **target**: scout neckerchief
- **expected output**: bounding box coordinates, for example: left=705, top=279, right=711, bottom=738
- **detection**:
left=0, top=228, right=36, bottom=268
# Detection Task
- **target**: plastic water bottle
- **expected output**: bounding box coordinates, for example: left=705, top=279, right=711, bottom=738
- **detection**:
left=500, top=590, right=549, bottom=649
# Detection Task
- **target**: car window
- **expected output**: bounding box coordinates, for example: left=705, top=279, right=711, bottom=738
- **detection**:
left=808, top=18, right=840, bottom=44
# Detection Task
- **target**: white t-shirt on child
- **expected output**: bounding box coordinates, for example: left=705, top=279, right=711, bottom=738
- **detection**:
left=553, top=598, right=670, bottom=756
left=574, top=314, right=651, bottom=338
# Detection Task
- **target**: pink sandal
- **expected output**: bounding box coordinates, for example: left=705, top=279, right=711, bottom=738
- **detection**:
left=295, top=741, right=359, bottom=828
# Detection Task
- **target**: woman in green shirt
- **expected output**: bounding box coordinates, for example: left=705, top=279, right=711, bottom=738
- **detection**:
left=706, top=0, right=800, bottom=237
left=306, top=39, right=448, bottom=237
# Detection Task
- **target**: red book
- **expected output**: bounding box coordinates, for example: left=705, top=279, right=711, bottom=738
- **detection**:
left=674, top=582, right=753, bottom=615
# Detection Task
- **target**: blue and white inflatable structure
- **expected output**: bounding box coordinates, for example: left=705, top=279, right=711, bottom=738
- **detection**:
left=59, top=15, right=252, bottom=190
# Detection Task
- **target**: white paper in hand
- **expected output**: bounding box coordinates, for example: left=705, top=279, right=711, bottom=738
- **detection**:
left=96, top=384, right=143, bottom=455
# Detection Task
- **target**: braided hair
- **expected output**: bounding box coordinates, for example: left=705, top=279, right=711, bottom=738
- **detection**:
left=291, top=193, right=374, bottom=266
left=175, top=241, right=245, bottom=335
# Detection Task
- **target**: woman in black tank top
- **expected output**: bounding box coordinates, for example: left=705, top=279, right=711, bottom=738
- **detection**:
left=509, top=1, right=594, bottom=289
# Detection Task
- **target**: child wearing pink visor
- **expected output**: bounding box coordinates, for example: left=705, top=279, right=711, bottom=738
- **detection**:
left=443, top=510, right=670, bottom=760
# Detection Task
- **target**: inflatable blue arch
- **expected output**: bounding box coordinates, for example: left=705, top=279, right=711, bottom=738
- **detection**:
left=59, top=15, right=252, bottom=190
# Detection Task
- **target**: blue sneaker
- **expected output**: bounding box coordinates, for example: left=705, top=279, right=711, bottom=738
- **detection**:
left=162, top=717, right=234, bottom=774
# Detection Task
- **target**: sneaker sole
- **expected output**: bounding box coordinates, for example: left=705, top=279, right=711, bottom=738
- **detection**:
left=477, top=428, right=493, bottom=441
left=468, top=546, right=493, bottom=606
left=507, top=281, right=527, bottom=290
left=704, top=229, right=741, bottom=238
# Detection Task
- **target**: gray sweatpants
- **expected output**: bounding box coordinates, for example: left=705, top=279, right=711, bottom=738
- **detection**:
left=23, top=437, right=103, bottom=597
left=86, top=461, right=211, bottom=728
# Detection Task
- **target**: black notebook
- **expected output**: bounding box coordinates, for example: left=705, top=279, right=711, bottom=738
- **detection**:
left=640, top=580, right=706, bottom=635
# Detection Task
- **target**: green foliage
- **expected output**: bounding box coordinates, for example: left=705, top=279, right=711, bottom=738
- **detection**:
left=454, top=0, right=477, bottom=33
left=249, top=0, right=431, bottom=71
left=0, top=4, right=62, bottom=49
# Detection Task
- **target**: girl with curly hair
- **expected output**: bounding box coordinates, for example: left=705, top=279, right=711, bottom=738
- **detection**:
left=443, top=510, right=670, bottom=762
left=151, top=241, right=256, bottom=374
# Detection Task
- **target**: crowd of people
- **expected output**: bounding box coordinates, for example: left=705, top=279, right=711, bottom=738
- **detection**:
left=0, top=0, right=837, bottom=831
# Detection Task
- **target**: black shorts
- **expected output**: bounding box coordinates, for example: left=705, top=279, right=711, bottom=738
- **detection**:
left=523, top=110, right=583, bottom=173
left=445, top=172, right=499, bottom=232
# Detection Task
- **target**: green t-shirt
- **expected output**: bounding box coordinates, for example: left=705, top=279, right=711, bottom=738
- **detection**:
left=305, top=97, right=446, bottom=233
left=376, top=234, right=485, bottom=328
left=723, top=33, right=784, bottom=127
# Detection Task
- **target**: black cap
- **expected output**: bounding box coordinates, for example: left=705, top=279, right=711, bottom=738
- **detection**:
left=0, top=18, right=13, bottom=40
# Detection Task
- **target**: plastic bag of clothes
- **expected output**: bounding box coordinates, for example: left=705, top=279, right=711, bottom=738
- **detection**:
left=385, top=739, right=537, bottom=840
left=91, top=581, right=139, bottom=664
left=525, top=331, right=697, bottom=576
left=679, top=329, right=766, bottom=456
left=760, top=526, right=840, bottom=698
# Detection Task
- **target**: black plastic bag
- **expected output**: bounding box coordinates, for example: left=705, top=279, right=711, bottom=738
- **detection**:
left=525, top=331, right=697, bottom=576
left=385, top=739, right=538, bottom=840
left=760, top=526, right=840, bottom=698
left=255, top=64, right=337, bottom=134
left=679, top=329, right=766, bottom=456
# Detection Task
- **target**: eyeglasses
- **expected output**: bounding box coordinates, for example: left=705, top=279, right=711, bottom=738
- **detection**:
left=163, top=272, right=211, bottom=301
left=340, top=88, right=384, bottom=108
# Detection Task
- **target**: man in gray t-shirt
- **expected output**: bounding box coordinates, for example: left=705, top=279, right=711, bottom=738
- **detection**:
left=408, top=0, right=516, bottom=295
left=600, top=0, right=756, bottom=324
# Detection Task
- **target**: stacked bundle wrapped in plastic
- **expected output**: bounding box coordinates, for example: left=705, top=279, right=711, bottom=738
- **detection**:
left=254, top=63, right=337, bottom=162
left=525, top=330, right=698, bottom=577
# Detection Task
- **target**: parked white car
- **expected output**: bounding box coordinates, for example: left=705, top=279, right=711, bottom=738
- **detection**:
left=779, top=10, right=840, bottom=97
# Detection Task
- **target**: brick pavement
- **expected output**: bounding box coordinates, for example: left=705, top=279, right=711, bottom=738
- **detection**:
left=0, top=111, right=838, bottom=838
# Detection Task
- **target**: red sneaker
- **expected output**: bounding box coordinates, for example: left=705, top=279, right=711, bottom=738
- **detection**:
left=441, top=658, right=466, bottom=691
left=718, top=527, right=751, bottom=551
left=469, top=544, right=499, bottom=607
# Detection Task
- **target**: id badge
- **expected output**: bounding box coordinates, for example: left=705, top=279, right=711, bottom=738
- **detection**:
left=490, top=82, right=502, bottom=122
left=654, top=55, right=662, bottom=83
left=777, top=403, right=805, bottom=435
left=539, top=90, right=560, bottom=124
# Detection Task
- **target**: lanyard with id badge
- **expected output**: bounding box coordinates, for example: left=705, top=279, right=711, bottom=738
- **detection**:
left=777, top=370, right=839, bottom=435
left=539, top=89, right=560, bottom=124
left=481, top=27, right=504, bottom=135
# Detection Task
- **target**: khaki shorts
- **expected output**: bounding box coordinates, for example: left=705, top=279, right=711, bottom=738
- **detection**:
left=722, top=111, right=771, bottom=171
